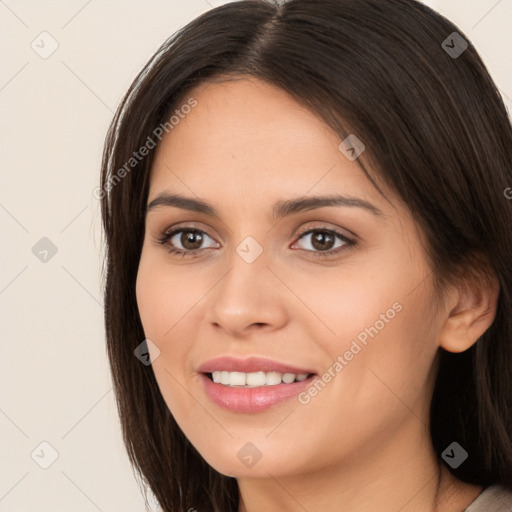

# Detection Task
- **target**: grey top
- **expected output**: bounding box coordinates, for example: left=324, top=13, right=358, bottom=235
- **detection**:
left=152, top=484, right=512, bottom=511
left=464, top=485, right=512, bottom=512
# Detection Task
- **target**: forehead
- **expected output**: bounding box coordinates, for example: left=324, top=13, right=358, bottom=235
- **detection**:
left=148, top=77, right=385, bottom=210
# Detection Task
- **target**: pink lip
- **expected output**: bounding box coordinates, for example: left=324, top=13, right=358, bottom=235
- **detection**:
left=199, top=373, right=317, bottom=413
left=197, top=355, right=315, bottom=375
left=197, top=356, right=317, bottom=413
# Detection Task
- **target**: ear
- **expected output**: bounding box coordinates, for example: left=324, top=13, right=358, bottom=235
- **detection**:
left=438, top=265, right=500, bottom=353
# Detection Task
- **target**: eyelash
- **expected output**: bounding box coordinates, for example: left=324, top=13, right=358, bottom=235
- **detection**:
left=155, top=224, right=356, bottom=259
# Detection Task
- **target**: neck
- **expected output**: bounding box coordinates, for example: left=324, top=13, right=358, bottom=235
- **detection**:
left=237, top=420, right=482, bottom=512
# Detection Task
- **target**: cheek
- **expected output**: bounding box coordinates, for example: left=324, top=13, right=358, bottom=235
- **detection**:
left=305, top=264, right=401, bottom=351
left=136, top=253, right=199, bottom=341
left=135, top=257, right=190, bottom=402
left=135, top=252, right=208, bottom=372
left=318, top=245, right=435, bottom=370
left=294, top=303, right=437, bottom=469
left=331, top=288, right=437, bottom=428
left=135, top=260, right=165, bottom=341
left=310, top=257, right=438, bottom=420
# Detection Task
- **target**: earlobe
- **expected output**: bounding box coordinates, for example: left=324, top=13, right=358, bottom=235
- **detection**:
left=438, top=270, right=500, bottom=354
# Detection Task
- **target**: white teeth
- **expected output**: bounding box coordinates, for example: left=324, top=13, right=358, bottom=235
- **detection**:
left=265, top=371, right=282, bottom=385
left=229, top=372, right=246, bottom=386
left=210, top=370, right=310, bottom=387
left=246, top=371, right=266, bottom=386
left=282, top=373, right=296, bottom=384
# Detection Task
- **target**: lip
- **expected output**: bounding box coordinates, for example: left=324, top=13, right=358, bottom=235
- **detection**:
left=197, top=356, right=317, bottom=413
left=197, top=356, right=316, bottom=375
left=199, top=372, right=317, bottom=413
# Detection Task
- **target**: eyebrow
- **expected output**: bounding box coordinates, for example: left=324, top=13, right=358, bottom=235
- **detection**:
left=146, top=192, right=384, bottom=219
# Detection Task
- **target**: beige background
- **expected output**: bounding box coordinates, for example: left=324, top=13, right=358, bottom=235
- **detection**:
left=1, top=1, right=510, bottom=510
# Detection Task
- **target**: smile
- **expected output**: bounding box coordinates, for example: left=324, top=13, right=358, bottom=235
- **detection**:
left=208, top=370, right=312, bottom=387
left=200, top=372, right=317, bottom=413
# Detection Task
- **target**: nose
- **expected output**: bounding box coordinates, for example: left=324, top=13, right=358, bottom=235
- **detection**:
left=206, top=245, right=288, bottom=338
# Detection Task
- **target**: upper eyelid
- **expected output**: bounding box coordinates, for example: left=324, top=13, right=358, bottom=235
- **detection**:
left=160, top=219, right=354, bottom=238
left=161, top=219, right=359, bottom=238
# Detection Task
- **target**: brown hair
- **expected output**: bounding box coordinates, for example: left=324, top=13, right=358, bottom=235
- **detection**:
left=99, top=0, right=512, bottom=510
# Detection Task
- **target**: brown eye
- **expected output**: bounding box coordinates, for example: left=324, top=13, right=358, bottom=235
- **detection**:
left=179, top=230, right=205, bottom=250
left=157, top=228, right=219, bottom=256
left=310, top=231, right=336, bottom=251
left=294, top=228, right=351, bottom=254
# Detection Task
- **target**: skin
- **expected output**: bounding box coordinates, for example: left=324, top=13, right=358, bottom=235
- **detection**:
left=135, top=77, right=499, bottom=512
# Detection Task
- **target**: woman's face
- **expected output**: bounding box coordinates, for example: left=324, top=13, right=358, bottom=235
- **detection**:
left=136, top=77, right=443, bottom=479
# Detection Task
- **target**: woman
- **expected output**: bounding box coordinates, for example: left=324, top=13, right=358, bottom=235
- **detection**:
left=99, top=0, right=512, bottom=510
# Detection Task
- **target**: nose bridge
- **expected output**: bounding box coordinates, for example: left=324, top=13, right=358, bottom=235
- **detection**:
left=207, top=234, right=286, bottom=334
left=215, top=235, right=269, bottom=311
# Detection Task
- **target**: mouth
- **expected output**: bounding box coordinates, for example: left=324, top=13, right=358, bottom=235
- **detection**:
left=203, top=370, right=316, bottom=387
left=197, top=356, right=318, bottom=412
left=199, top=371, right=318, bottom=413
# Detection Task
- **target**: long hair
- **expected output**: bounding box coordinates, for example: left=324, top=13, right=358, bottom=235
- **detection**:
left=99, top=0, right=512, bottom=509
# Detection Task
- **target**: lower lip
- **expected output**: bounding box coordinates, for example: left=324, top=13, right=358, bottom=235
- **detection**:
left=199, top=373, right=317, bottom=413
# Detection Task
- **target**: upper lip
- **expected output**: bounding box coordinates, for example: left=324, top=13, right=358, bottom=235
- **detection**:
left=197, top=356, right=316, bottom=375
